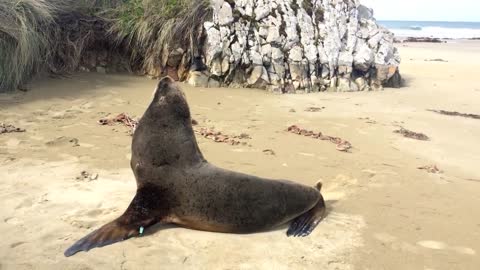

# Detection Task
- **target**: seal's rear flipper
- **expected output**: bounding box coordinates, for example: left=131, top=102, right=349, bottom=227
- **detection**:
left=286, top=190, right=326, bottom=237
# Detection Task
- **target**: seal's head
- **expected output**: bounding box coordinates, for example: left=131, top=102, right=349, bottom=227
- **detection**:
left=132, top=76, right=204, bottom=168
left=147, top=76, right=191, bottom=122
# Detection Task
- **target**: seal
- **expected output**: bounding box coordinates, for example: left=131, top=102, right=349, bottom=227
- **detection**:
left=64, top=77, right=326, bottom=257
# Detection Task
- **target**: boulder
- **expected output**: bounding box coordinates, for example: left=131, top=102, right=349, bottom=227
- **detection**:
left=187, top=71, right=209, bottom=87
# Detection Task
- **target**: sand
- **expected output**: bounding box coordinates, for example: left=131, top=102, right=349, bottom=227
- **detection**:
left=1, top=41, right=479, bottom=270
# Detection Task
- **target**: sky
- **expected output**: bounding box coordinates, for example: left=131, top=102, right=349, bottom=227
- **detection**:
left=360, top=0, right=480, bottom=22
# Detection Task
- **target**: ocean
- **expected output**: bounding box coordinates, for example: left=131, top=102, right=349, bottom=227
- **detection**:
left=378, top=20, right=480, bottom=39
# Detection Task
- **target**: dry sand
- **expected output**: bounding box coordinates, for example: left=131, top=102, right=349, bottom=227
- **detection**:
left=1, top=41, right=480, bottom=270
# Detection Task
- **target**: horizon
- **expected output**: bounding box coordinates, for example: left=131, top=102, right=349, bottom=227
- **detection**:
left=361, top=0, right=480, bottom=23
left=377, top=19, right=480, bottom=23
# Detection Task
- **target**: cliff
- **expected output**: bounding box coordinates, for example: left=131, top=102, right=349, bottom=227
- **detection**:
left=187, top=0, right=402, bottom=92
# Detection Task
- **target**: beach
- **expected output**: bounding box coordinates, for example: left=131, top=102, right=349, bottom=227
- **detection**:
left=1, top=40, right=479, bottom=269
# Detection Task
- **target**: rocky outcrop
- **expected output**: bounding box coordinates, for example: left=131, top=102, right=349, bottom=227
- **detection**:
left=79, top=0, right=401, bottom=93
left=185, top=0, right=401, bottom=92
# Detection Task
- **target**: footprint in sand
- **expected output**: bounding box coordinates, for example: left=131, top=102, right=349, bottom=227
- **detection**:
left=374, top=233, right=419, bottom=254
left=356, top=128, right=370, bottom=135
left=38, top=193, right=49, bottom=204
left=62, top=207, right=119, bottom=229
left=113, top=98, right=129, bottom=105
left=15, top=197, right=34, bottom=210
left=5, top=138, right=21, bottom=148
left=5, top=217, right=22, bottom=225
left=362, top=169, right=400, bottom=188
left=451, top=246, right=476, bottom=255
left=51, top=109, right=83, bottom=120
left=321, top=174, right=359, bottom=200
left=417, top=240, right=447, bottom=250
left=29, top=135, right=45, bottom=141
left=374, top=232, right=397, bottom=243
left=362, top=169, right=377, bottom=179
left=417, top=240, right=476, bottom=255
left=45, top=136, right=80, bottom=147
left=79, top=102, right=95, bottom=110
left=298, top=152, right=315, bottom=157
left=10, top=242, right=26, bottom=249
left=361, top=169, right=383, bottom=188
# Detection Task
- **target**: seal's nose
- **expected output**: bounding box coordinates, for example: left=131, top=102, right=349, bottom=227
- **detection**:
left=157, top=76, right=174, bottom=91
left=153, top=76, right=175, bottom=100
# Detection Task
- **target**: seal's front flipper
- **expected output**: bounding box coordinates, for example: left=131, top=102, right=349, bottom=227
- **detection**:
left=286, top=184, right=326, bottom=237
left=64, top=187, right=164, bottom=257
left=64, top=218, right=140, bottom=257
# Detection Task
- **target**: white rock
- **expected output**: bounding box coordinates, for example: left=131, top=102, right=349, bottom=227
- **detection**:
left=255, top=0, right=270, bottom=21
left=187, top=71, right=209, bottom=87
left=353, top=42, right=373, bottom=71
left=218, top=2, right=234, bottom=26
left=289, top=46, right=303, bottom=62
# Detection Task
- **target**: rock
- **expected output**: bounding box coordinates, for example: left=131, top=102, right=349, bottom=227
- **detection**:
left=167, top=48, right=184, bottom=67
left=255, top=1, right=270, bottom=21
left=247, top=65, right=269, bottom=88
left=210, top=57, right=223, bottom=76
left=385, top=68, right=402, bottom=88
left=218, top=2, right=233, bottom=26
left=354, top=77, right=368, bottom=91
left=354, top=42, right=374, bottom=71
left=208, top=78, right=221, bottom=88
left=166, top=66, right=179, bottom=81
left=337, top=78, right=352, bottom=92
left=358, top=5, right=373, bottom=21
left=197, top=0, right=401, bottom=93
left=405, top=37, right=444, bottom=43
left=81, top=51, right=97, bottom=70
left=375, top=64, right=398, bottom=82
left=289, top=46, right=304, bottom=62
left=289, top=62, right=307, bottom=84
left=96, top=66, right=106, bottom=74
left=177, top=53, right=190, bottom=81
left=187, top=71, right=209, bottom=87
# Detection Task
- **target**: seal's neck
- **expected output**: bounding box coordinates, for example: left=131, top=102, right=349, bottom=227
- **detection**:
left=132, top=111, right=205, bottom=170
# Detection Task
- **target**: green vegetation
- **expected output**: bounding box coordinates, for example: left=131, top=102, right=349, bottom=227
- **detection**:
left=0, top=0, right=212, bottom=92
left=0, top=0, right=56, bottom=91
left=108, top=0, right=211, bottom=74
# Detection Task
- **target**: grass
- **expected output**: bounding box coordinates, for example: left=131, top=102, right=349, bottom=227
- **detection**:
left=0, top=0, right=212, bottom=92
left=107, top=0, right=212, bottom=74
left=0, top=0, right=56, bottom=91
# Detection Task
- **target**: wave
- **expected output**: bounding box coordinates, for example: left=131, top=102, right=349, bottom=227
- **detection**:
left=406, top=25, right=422, bottom=31
left=390, top=26, right=480, bottom=39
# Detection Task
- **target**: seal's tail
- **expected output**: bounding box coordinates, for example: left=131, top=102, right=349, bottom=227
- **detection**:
left=286, top=182, right=326, bottom=237
left=64, top=187, right=162, bottom=257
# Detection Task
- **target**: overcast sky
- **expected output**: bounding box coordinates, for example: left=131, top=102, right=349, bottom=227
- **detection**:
left=360, top=0, right=480, bottom=22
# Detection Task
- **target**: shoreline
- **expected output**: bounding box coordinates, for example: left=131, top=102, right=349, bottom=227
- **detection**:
left=394, top=36, right=480, bottom=43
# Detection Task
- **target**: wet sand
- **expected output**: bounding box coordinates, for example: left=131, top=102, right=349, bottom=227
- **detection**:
left=1, top=41, right=479, bottom=269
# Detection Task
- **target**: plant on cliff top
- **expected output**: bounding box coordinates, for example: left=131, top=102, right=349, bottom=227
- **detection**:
left=0, top=0, right=111, bottom=92
left=107, top=0, right=212, bottom=74
left=0, top=0, right=56, bottom=91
